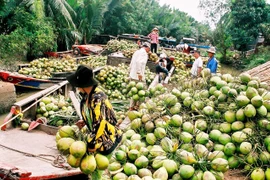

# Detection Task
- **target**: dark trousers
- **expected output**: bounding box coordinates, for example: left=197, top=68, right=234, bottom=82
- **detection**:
left=151, top=43, right=157, bottom=53
left=156, top=65, right=169, bottom=83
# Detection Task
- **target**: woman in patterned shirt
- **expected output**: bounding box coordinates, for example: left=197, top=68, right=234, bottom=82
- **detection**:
left=67, top=65, right=122, bottom=155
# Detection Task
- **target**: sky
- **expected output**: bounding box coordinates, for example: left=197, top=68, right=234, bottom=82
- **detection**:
left=158, top=0, right=206, bottom=23
left=159, top=0, right=270, bottom=23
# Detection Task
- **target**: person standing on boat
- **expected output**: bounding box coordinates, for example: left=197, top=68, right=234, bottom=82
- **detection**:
left=129, top=42, right=151, bottom=110
left=206, top=47, right=218, bottom=74
left=148, top=27, right=159, bottom=53
left=190, top=50, right=203, bottom=78
left=67, top=65, right=122, bottom=179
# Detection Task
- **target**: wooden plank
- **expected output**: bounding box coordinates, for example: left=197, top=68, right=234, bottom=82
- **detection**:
left=14, top=81, right=68, bottom=107
left=148, top=75, right=159, bottom=90
left=164, top=66, right=175, bottom=84
left=69, top=91, right=82, bottom=119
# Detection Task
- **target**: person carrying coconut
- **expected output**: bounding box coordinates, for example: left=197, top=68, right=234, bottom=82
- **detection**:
left=206, top=47, right=218, bottom=74
left=128, top=42, right=151, bottom=110
left=190, top=50, right=203, bottom=78
left=67, top=65, right=122, bottom=179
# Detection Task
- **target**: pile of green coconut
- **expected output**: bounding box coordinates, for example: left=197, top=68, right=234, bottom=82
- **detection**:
left=107, top=69, right=270, bottom=180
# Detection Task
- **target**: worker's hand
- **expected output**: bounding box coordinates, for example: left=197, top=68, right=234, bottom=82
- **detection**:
left=138, top=74, right=143, bottom=81
left=75, top=120, right=85, bottom=130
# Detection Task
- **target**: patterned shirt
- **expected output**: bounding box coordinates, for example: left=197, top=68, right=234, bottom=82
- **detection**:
left=80, top=86, right=122, bottom=155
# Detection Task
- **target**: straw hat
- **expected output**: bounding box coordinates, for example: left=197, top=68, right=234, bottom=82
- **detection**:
left=207, top=47, right=216, bottom=54
left=152, top=27, right=158, bottom=31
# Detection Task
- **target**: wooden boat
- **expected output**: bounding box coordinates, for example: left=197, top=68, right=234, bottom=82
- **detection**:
left=0, top=70, right=58, bottom=90
left=0, top=68, right=103, bottom=180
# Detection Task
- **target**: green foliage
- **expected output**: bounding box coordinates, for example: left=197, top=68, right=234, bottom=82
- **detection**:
left=228, top=0, right=268, bottom=51
left=103, top=0, right=211, bottom=42
left=243, top=46, right=270, bottom=69
left=0, top=8, right=56, bottom=63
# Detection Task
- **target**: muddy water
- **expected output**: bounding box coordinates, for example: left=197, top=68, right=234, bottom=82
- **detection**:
left=0, top=88, right=39, bottom=125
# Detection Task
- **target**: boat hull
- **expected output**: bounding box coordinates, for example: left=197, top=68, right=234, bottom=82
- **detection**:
left=0, top=128, right=83, bottom=180
left=0, top=71, right=57, bottom=90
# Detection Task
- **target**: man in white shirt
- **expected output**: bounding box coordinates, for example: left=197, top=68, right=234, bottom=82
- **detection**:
left=129, top=42, right=151, bottom=81
left=190, top=50, right=203, bottom=77
left=129, top=42, right=150, bottom=110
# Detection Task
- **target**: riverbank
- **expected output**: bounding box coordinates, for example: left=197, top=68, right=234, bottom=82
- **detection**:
left=0, top=87, right=39, bottom=124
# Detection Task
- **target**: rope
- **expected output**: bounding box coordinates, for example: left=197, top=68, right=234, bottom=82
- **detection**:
left=0, top=143, right=72, bottom=170
left=0, top=169, right=19, bottom=180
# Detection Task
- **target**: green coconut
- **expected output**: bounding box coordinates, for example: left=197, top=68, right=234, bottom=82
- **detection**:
left=246, top=87, right=259, bottom=100
left=218, top=133, right=231, bottom=145
left=208, top=150, right=225, bottom=161
left=251, top=168, right=265, bottom=180
left=179, top=165, right=195, bottom=179
left=211, top=158, right=229, bottom=172
left=128, top=149, right=140, bottom=161
left=123, top=163, right=137, bottom=176
left=251, top=95, right=263, bottom=107
left=194, top=144, right=208, bottom=158
left=80, top=155, right=97, bottom=174
left=231, top=121, right=245, bottom=131
left=153, top=167, right=168, bottom=180
left=170, top=114, right=183, bottom=127
left=236, top=95, right=250, bottom=107
left=113, top=173, right=128, bottom=180
left=236, top=109, right=245, bottom=121
left=240, top=73, right=251, bottom=84
left=181, top=91, right=191, bottom=100
left=257, top=105, right=268, bottom=117
left=224, top=110, right=236, bottom=123
left=232, top=131, right=247, bottom=143
left=228, top=89, right=238, bottom=97
left=247, top=80, right=259, bottom=89
left=244, top=104, right=256, bottom=118
left=239, top=142, right=252, bottom=155
left=222, top=74, right=234, bottom=83
left=196, top=119, right=207, bottom=131
left=196, top=132, right=209, bottom=145
left=224, top=142, right=236, bottom=156
left=152, top=156, right=167, bottom=169
left=203, top=106, right=215, bottom=116
left=209, top=130, right=222, bottom=142
left=135, top=155, right=149, bottom=169
left=203, top=171, right=216, bottom=180
left=219, top=122, right=232, bottom=133
left=162, top=159, right=178, bottom=177
left=127, top=111, right=142, bottom=121
left=210, top=76, right=222, bottom=85
left=138, top=168, right=152, bottom=178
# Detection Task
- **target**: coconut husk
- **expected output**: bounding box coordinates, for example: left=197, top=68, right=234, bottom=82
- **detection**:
left=245, top=61, right=270, bottom=85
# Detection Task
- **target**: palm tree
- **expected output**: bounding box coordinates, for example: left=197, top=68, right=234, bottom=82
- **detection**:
left=19, top=0, right=78, bottom=49
left=71, top=0, right=112, bottom=44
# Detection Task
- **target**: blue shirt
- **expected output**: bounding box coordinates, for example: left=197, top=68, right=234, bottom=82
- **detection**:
left=206, top=57, right=218, bottom=73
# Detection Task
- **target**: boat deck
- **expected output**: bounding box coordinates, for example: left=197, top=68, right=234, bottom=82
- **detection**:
left=0, top=128, right=81, bottom=179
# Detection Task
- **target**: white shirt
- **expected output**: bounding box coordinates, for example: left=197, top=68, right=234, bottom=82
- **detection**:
left=129, top=48, right=148, bottom=80
left=191, top=56, right=203, bottom=76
